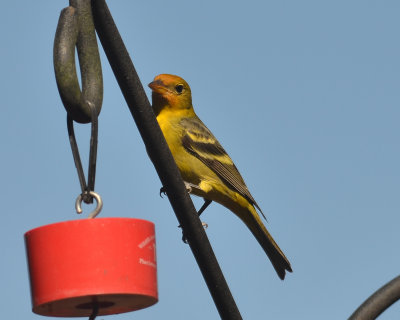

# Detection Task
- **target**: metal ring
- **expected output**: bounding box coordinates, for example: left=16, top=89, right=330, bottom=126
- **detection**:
left=75, top=191, right=103, bottom=218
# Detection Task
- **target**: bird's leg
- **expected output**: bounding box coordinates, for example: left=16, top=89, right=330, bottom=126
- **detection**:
left=197, top=199, right=211, bottom=229
left=197, top=199, right=212, bottom=217
left=162, top=181, right=211, bottom=243
left=180, top=198, right=212, bottom=243
left=183, top=181, right=212, bottom=216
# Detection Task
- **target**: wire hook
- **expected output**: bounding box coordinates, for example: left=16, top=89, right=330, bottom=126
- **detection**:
left=76, top=191, right=103, bottom=218
left=67, top=101, right=99, bottom=205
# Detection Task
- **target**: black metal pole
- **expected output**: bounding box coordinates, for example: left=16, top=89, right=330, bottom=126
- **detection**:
left=348, top=275, right=400, bottom=320
left=91, top=1, right=242, bottom=319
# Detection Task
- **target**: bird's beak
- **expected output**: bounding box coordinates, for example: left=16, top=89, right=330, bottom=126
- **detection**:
left=148, top=79, right=167, bottom=94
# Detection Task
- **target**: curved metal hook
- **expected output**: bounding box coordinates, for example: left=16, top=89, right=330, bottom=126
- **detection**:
left=75, top=191, right=103, bottom=218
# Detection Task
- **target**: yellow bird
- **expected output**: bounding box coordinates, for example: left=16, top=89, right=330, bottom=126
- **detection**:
left=149, top=74, right=292, bottom=280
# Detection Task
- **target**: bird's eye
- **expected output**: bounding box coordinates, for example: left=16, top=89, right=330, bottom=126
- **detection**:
left=175, top=84, right=184, bottom=94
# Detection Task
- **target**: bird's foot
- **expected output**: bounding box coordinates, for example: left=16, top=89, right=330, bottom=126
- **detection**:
left=161, top=183, right=198, bottom=197
left=184, top=181, right=205, bottom=194
left=180, top=221, right=208, bottom=244
left=184, top=181, right=193, bottom=193
left=159, top=186, right=167, bottom=198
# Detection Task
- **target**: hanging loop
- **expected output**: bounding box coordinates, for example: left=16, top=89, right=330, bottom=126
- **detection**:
left=54, top=0, right=103, bottom=123
left=67, top=101, right=99, bottom=205
left=76, top=191, right=103, bottom=219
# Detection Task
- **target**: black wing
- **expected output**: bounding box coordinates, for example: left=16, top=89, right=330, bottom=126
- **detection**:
left=180, top=117, right=265, bottom=218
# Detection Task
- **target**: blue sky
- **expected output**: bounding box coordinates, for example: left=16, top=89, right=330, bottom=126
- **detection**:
left=1, top=1, right=400, bottom=319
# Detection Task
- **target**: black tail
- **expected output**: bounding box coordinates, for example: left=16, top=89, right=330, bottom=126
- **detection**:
left=241, top=206, right=292, bottom=280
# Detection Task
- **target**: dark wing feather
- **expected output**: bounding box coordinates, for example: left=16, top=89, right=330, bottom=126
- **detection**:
left=180, top=117, right=265, bottom=218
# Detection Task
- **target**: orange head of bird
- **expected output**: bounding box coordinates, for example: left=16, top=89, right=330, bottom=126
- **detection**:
left=148, top=74, right=192, bottom=115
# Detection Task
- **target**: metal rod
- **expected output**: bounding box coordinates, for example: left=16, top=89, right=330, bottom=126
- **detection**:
left=91, top=1, right=242, bottom=318
left=348, top=275, right=400, bottom=320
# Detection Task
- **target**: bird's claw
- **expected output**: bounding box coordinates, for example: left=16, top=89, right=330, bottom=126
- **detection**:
left=182, top=233, right=189, bottom=244
left=179, top=221, right=208, bottom=244
left=184, top=182, right=193, bottom=194
left=160, top=183, right=193, bottom=197
left=159, top=186, right=167, bottom=198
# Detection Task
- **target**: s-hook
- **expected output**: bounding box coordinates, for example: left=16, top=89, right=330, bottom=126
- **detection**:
left=76, top=191, right=103, bottom=219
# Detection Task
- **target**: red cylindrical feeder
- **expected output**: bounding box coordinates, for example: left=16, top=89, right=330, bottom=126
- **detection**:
left=25, top=218, right=158, bottom=317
